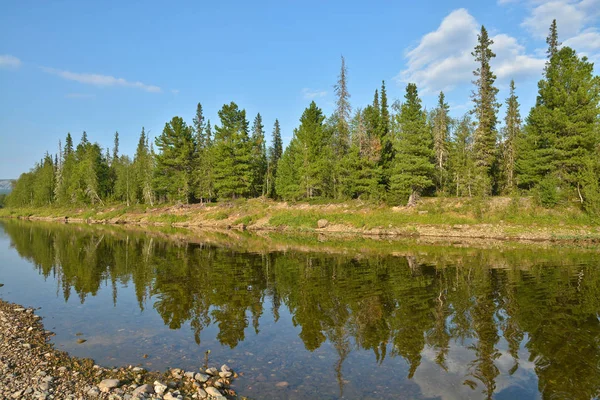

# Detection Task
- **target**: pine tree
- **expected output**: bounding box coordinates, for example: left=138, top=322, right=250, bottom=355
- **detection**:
left=390, top=83, right=435, bottom=205
left=275, top=101, right=332, bottom=199
left=379, top=81, right=393, bottom=179
left=471, top=25, right=500, bottom=195
left=449, top=115, right=476, bottom=197
left=154, top=116, right=195, bottom=203
left=133, top=127, right=154, bottom=205
left=432, top=91, right=451, bottom=193
left=250, top=113, right=267, bottom=197
left=502, top=80, right=521, bottom=192
left=546, top=19, right=560, bottom=60
left=266, top=119, right=283, bottom=198
left=212, top=102, right=253, bottom=199
left=338, top=109, right=383, bottom=199
left=192, top=103, right=213, bottom=202
left=334, top=55, right=351, bottom=151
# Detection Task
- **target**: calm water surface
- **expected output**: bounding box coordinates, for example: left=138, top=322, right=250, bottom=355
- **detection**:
left=0, top=220, right=599, bottom=399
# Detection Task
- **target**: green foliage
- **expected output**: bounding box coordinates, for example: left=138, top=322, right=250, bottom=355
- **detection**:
left=275, top=101, right=332, bottom=199
left=536, top=175, right=560, bottom=208
left=154, top=117, right=195, bottom=203
left=389, top=83, right=434, bottom=204
left=471, top=25, right=500, bottom=194
left=212, top=102, right=253, bottom=199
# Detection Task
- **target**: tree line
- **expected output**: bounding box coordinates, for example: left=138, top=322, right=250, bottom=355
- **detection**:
left=7, top=20, right=600, bottom=213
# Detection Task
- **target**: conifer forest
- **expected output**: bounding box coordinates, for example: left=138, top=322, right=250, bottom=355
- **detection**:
left=6, top=21, right=600, bottom=215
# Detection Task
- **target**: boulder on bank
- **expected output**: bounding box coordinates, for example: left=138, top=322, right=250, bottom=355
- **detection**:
left=317, top=219, right=329, bottom=229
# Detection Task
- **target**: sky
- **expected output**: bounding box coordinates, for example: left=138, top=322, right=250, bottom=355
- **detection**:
left=1, top=0, right=599, bottom=179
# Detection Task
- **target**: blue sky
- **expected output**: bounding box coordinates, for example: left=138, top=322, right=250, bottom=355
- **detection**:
left=1, top=0, right=599, bottom=178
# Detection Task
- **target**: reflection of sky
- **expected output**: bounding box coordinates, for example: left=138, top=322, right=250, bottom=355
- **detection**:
left=413, top=336, right=539, bottom=400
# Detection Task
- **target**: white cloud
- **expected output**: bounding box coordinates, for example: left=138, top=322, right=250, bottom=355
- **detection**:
left=515, top=0, right=600, bottom=65
left=563, top=28, right=600, bottom=52
left=492, top=34, right=546, bottom=80
left=301, top=88, right=327, bottom=99
left=171, top=89, right=180, bottom=94
left=0, top=54, right=21, bottom=69
left=41, top=67, right=161, bottom=93
left=521, top=0, right=590, bottom=39
left=398, top=9, right=544, bottom=94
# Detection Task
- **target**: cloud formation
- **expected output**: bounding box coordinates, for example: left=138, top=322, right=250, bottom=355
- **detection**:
left=398, top=8, right=545, bottom=94
left=301, top=88, right=327, bottom=99
left=0, top=55, right=22, bottom=69
left=512, top=0, right=600, bottom=61
left=41, top=67, right=161, bottom=93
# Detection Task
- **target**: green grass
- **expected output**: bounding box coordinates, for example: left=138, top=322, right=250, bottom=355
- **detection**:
left=145, top=214, right=190, bottom=224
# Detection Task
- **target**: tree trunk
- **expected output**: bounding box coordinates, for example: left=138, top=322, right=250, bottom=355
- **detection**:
left=407, top=190, right=420, bottom=207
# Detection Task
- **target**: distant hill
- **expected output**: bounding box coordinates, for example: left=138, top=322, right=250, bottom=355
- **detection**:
left=0, top=180, right=14, bottom=194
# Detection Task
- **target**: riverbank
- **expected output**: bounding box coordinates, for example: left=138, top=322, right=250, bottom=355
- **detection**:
left=1, top=196, right=599, bottom=243
left=0, top=299, right=238, bottom=400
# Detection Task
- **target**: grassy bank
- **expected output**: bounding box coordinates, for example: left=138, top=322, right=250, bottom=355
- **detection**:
left=0, top=196, right=598, bottom=242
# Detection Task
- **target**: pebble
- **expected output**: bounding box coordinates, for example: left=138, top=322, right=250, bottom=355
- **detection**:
left=205, top=386, right=222, bottom=397
left=131, top=384, right=154, bottom=397
left=0, top=300, right=238, bottom=400
left=98, top=378, right=121, bottom=392
left=219, top=371, right=232, bottom=378
left=154, top=381, right=167, bottom=395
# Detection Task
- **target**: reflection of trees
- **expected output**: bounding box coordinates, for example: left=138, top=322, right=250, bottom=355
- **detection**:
left=4, top=220, right=600, bottom=399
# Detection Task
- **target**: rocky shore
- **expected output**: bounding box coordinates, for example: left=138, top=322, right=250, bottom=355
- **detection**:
left=0, top=299, right=239, bottom=400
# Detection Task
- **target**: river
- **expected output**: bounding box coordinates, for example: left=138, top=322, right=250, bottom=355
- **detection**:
left=0, top=220, right=599, bottom=399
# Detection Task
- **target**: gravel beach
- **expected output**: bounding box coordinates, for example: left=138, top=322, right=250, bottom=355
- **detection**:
left=0, top=299, right=239, bottom=400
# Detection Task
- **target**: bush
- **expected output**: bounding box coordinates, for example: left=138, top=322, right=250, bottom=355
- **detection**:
left=536, top=175, right=560, bottom=208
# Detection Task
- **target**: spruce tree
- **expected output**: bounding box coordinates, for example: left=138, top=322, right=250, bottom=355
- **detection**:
left=266, top=119, right=283, bottom=198
left=250, top=113, right=268, bottom=197
left=334, top=55, right=351, bottom=151
left=133, top=127, right=154, bottom=205
left=192, top=103, right=213, bottom=202
left=502, top=80, right=521, bottom=192
left=471, top=25, right=500, bottom=195
left=275, top=101, right=332, bottom=199
left=379, top=81, right=393, bottom=179
left=212, top=102, right=253, bottom=199
left=449, top=115, right=476, bottom=197
left=390, top=83, right=435, bottom=205
left=154, top=116, right=195, bottom=203
left=546, top=19, right=560, bottom=60
left=432, top=91, right=451, bottom=193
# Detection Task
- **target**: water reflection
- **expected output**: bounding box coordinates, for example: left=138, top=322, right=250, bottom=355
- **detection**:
left=2, top=220, right=600, bottom=399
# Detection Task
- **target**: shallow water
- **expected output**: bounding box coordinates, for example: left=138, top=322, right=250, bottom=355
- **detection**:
left=0, top=220, right=599, bottom=399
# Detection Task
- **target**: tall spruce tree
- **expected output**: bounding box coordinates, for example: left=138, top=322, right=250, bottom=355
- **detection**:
left=449, top=115, right=476, bottom=197
left=379, top=81, right=393, bottom=180
left=192, top=103, right=214, bottom=202
left=212, top=102, right=253, bottom=199
left=471, top=25, right=500, bottom=195
left=502, top=80, right=521, bottom=192
left=275, top=101, right=331, bottom=199
left=133, top=127, right=154, bottom=205
left=154, top=116, right=195, bottom=203
left=546, top=19, right=560, bottom=60
left=266, top=119, right=283, bottom=198
left=334, top=55, right=351, bottom=151
left=432, top=91, right=451, bottom=193
left=250, top=113, right=268, bottom=197
left=390, top=83, right=435, bottom=205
